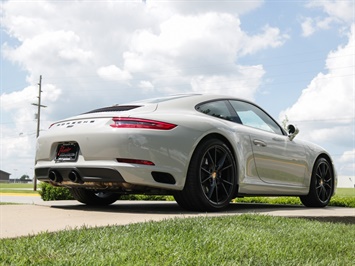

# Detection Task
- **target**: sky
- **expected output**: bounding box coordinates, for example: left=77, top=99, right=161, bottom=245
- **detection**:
left=0, top=0, right=354, bottom=180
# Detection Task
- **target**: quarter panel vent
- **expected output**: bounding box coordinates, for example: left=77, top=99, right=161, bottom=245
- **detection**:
left=151, top=172, right=176, bottom=185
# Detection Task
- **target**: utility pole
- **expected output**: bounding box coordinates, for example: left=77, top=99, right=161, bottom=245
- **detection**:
left=32, top=75, right=47, bottom=191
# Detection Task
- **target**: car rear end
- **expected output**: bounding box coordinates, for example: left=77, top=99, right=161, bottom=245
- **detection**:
left=34, top=102, right=196, bottom=193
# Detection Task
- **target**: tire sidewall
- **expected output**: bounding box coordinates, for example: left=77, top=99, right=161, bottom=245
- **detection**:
left=189, top=138, right=237, bottom=211
left=302, top=158, right=334, bottom=207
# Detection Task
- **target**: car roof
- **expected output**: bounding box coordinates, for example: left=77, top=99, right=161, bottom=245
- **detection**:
left=125, top=93, right=252, bottom=108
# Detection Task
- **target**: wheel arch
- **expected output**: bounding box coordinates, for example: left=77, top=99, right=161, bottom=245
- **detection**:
left=314, top=153, right=337, bottom=194
left=190, top=133, right=239, bottom=185
left=314, top=153, right=335, bottom=176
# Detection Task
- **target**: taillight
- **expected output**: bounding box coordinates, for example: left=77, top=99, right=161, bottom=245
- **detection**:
left=110, top=117, right=176, bottom=130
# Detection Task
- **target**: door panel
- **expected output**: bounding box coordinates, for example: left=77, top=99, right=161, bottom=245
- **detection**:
left=228, top=99, right=307, bottom=187
left=250, top=131, right=307, bottom=186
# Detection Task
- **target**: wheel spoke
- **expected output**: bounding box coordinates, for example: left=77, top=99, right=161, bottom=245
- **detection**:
left=207, top=180, right=216, bottom=199
left=324, top=183, right=332, bottom=190
left=201, top=165, right=210, bottom=175
left=317, top=184, right=331, bottom=202
left=221, top=163, right=232, bottom=172
left=207, top=151, right=215, bottom=167
left=216, top=153, right=227, bottom=170
left=316, top=173, right=322, bottom=180
left=323, top=190, right=329, bottom=201
left=222, top=178, right=233, bottom=186
left=315, top=184, right=322, bottom=190
left=201, top=175, right=212, bottom=184
left=214, top=147, right=217, bottom=168
left=220, top=183, right=229, bottom=196
left=215, top=183, right=219, bottom=203
left=322, top=188, right=328, bottom=201
left=316, top=186, right=324, bottom=200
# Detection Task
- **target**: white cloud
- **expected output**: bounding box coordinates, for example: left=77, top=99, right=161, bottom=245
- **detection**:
left=240, top=25, right=289, bottom=55
left=301, top=17, right=315, bottom=37
left=124, top=13, right=245, bottom=75
left=280, top=25, right=354, bottom=127
left=97, top=65, right=132, bottom=81
left=147, top=0, right=263, bottom=16
left=301, top=0, right=354, bottom=37
left=2, top=30, right=93, bottom=86
left=122, top=12, right=286, bottom=96
left=301, top=16, right=337, bottom=37
left=190, top=65, right=265, bottom=99
left=138, top=81, right=154, bottom=92
left=280, top=24, right=355, bottom=175
left=340, top=149, right=355, bottom=164
left=306, top=0, right=354, bottom=23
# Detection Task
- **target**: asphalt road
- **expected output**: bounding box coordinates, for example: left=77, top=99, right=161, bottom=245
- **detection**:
left=1, top=195, right=354, bottom=239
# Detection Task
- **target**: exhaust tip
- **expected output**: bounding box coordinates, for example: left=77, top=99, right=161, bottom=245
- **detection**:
left=48, top=170, right=63, bottom=183
left=68, top=170, right=83, bottom=184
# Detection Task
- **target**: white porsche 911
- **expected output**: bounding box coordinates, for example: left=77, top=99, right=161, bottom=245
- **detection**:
left=35, top=94, right=336, bottom=211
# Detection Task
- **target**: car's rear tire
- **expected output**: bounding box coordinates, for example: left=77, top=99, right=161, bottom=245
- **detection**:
left=174, top=138, right=237, bottom=212
left=300, top=158, right=334, bottom=207
left=70, top=188, right=120, bottom=206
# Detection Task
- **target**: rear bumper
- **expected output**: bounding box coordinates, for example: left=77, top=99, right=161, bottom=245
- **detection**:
left=35, top=167, right=125, bottom=183
left=35, top=159, right=183, bottom=191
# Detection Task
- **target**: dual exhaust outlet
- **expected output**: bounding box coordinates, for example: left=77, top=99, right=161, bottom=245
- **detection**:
left=48, top=170, right=83, bottom=184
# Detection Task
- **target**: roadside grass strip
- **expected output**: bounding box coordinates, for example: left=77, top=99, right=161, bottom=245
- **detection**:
left=1, top=214, right=354, bottom=265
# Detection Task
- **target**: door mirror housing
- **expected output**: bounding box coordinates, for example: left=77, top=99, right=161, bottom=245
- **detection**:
left=287, top=124, right=299, bottom=141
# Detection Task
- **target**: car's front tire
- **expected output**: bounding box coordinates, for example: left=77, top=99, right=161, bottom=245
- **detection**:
left=70, top=188, right=120, bottom=206
left=300, top=158, right=334, bottom=207
left=174, top=138, right=237, bottom=212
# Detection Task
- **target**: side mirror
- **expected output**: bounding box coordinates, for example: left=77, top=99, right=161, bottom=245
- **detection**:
left=287, top=124, right=299, bottom=141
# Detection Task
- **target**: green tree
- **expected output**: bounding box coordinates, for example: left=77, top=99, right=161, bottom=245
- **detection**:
left=20, top=174, right=30, bottom=181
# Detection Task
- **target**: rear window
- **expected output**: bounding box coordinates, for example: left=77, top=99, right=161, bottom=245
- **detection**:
left=196, top=100, right=236, bottom=122
left=84, top=105, right=141, bottom=114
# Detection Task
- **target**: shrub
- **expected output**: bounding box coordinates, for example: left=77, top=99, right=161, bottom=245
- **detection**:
left=39, top=182, right=74, bottom=201
left=329, top=196, right=355, bottom=208
left=232, top=196, right=355, bottom=208
left=38, top=183, right=173, bottom=201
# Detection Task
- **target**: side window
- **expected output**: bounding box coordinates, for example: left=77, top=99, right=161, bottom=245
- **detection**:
left=196, top=101, right=235, bottom=122
left=229, top=100, right=284, bottom=135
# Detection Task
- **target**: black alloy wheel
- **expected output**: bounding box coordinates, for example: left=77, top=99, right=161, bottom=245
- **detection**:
left=174, top=138, right=237, bottom=212
left=300, top=158, right=334, bottom=207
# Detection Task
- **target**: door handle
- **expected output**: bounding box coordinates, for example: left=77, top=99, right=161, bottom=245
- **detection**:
left=253, top=139, right=267, bottom=147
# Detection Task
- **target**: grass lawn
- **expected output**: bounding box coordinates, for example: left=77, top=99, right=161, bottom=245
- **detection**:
left=1, top=215, right=354, bottom=265
left=336, top=188, right=355, bottom=197
left=1, top=186, right=354, bottom=264
left=0, top=183, right=38, bottom=194
left=233, top=188, right=355, bottom=207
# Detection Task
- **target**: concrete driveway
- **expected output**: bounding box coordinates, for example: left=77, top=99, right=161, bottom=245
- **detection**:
left=1, top=198, right=354, bottom=239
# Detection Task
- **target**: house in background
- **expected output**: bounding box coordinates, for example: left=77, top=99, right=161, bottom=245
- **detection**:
left=338, top=176, right=355, bottom=188
left=0, top=170, right=11, bottom=183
